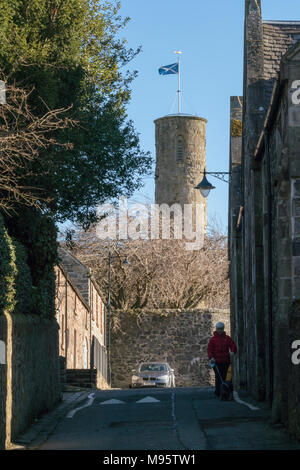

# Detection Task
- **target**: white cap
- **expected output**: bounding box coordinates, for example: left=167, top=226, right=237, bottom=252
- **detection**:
left=216, top=322, right=225, bottom=329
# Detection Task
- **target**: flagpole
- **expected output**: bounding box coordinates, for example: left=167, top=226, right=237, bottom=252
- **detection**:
left=178, top=53, right=180, bottom=114
left=175, top=51, right=182, bottom=114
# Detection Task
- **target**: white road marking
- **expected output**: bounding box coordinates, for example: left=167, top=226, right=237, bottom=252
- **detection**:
left=136, top=396, right=160, bottom=403
left=100, top=399, right=126, bottom=405
left=66, top=393, right=95, bottom=418
left=171, top=392, right=176, bottom=421
left=233, top=391, right=260, bottom=410
left=171, top=391, right=178, bottom=433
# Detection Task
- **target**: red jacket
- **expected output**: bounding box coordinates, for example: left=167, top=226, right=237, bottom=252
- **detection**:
left=207, top=331, right=237, bottom=364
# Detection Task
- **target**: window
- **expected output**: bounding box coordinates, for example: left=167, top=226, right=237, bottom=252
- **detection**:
left=74, top=294, right=77, bottom=316
left=177, top=136, right=183, bottom=162
left=74, top=329, right=77, bottom=369
left=100, top=302, right=103, bottom=334
left=61, top=314, right=65, bottom=349
left=57, top=306, right=60, bottom=326
left=96, top=294, right=99, bottom=327
left=91, top=285, right=94, bottom=320
left=84, top=338, right=88, bottom=369
left=85, top=310, right=88, bottom=330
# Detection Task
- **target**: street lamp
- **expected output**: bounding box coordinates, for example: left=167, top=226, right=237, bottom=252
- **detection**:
left=195, top=170, right=216, bottom=198
left=195, top=169, right=231, bottom=198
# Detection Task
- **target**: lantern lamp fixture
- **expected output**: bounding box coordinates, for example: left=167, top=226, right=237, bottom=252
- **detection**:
left=195, top=170, right=231, bottom=198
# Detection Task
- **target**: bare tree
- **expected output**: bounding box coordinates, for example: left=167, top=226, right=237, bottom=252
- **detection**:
left=0, top=84, right=76, bottom=211
left=68, top=213, right=229, bottom=310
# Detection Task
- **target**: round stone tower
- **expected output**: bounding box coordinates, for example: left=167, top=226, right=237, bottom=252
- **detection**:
left=154, top=114, right=207, bottom=233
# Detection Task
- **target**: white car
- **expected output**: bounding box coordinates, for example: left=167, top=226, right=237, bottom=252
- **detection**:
left=131, top=362, right=175, bottom=388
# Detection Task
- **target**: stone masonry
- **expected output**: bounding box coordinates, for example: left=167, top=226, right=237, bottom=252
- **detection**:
left=56, top=248, right=109, bottom=387
left=228, top=0, right=300, bottom=440
left=0, top=313, right=60, bottom=448
left=154, top=115, right=207, bottom=233
left=228, top=96, right=244, bottom=389
left=55, top=265, right=106, bottom=370
left=110, top=308, right=230, bottom=389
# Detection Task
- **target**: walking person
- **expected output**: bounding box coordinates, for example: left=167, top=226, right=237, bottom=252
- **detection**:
left=207, top=322, right=237, bottom=397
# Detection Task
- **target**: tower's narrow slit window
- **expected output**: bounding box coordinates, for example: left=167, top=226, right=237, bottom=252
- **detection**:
left=177, top=136, right=183, bottom=162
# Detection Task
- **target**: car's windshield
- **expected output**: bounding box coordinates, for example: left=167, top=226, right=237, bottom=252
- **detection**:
left=140, top=363, right=167, bottom=372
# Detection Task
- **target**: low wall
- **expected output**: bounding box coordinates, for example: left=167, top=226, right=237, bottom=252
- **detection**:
left=288, top=302, right=300, bottom=439
left=0, top=314, right=61, bottom=448
left=0, top=316, right=7, bottom=449
left=66, top=369, right=109, bottom=389
left=110, top=308, right=231, bottom=389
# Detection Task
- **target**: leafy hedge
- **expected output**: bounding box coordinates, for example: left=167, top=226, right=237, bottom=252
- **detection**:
left=0, top=209, right=57, bottom=317
left=32, top=269, right=56, bottom=317
left=2, top=206, right=58, bottom=286
left=0, top=214, right=17, bottom=314
left=12, top=240, right=33, bottom=316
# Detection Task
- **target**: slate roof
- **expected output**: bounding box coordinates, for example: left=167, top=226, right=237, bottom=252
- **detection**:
left=263, top=21, right=300, bottom=108
left=58, top=246, right=105, bottom=305
left=58, top=247, right=90, bottom=304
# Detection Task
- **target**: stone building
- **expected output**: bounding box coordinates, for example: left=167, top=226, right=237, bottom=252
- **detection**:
left=154, top=114, right=207, bottom=233
left=56, top=248, right=108, bottom=386
left=229, top=0, right=300, bottom=439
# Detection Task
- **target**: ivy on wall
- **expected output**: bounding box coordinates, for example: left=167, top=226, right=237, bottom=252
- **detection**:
left=2, top=206, right=58, bottom=286
left=32, top=269, right=56, bottom=317
left=0, top=208, right=57, bottom=318
left=0, top=214, right=17, bottom=315
left=12, top=240, right=33, bottom=316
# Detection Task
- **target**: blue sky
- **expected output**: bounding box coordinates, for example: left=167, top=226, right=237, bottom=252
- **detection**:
left=118, top=0, right=300, bottom=231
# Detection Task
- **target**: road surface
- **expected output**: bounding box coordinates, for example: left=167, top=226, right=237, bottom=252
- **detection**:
left=24, top=387, right=300, bottom=450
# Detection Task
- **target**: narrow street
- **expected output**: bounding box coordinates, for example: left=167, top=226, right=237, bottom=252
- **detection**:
left=23, top=387, right=300, bottom=451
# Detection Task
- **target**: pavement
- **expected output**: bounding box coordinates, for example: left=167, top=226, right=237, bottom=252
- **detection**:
left=12, top=391, right=91, bottom=449
left=192, top=388, right=300, bottom=450
left=12, top=386, right=300, bottom=451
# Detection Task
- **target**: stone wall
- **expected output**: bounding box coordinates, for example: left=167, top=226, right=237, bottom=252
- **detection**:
left=228, top=96, right=244, bottom=390
left=241, top=0, right=266, bottom=402
left=66, top=369, right=110, bottom=390
left=228, top=1, right=300, bottom=440
left=289, top=300, right=300, bottom=439
left=0, top=313, right=61, bottom=448
left=248, top=44, right=300, bottom=438
left=110, top=308, right=230, bottom=389
left=0, top=315, right=7, bottom=449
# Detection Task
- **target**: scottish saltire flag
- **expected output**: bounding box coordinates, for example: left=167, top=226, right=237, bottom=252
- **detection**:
left=158, top=63, right=178, bottom=75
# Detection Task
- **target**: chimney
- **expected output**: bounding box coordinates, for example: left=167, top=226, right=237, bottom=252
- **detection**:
left=242, top=0, right=265, bottom=163
left=244, top=0, right=263, bottom=83
left=246, top=0, right=261, bottom=15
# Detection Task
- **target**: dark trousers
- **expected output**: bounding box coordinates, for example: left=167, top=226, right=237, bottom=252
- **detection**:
left=213, top=363, right=229, bottom=395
